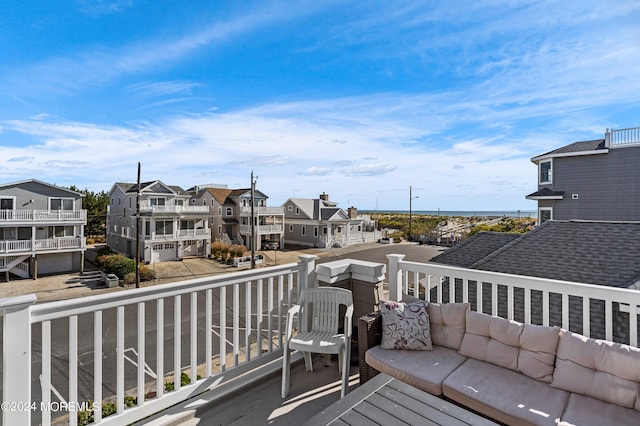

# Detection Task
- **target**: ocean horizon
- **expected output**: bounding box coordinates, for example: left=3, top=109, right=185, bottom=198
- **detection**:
left=361, top=210, right=537, bottom=218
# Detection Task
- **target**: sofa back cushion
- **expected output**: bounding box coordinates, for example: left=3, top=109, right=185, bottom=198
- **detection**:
left=551, top=330, right=640, bottom=411
left=459, top=310, right=560, bottom=383
left=427, top=302, right=469, bottom=350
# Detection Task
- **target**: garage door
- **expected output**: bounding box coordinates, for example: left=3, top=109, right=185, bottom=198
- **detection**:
left=152, top=243, right=176, bottom=263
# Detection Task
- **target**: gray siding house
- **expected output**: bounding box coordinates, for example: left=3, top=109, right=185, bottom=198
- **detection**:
left=526, top=127, right=640, bottom=223
left=107, top=181, right=212, bottom=263
left=0, top=179, right=86, bottom=280
left=189, top=186, right=284, bottom=250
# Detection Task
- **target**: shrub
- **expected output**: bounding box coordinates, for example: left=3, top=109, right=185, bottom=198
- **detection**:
left=86, top=238, right=95, bottom=245
left=230, top=244, right=246, bottom=258
left=123, top=272, right=136, bottom=284
left=164, top=372, right=202, bottom=392
left=97, top=254, right=136, bottom=279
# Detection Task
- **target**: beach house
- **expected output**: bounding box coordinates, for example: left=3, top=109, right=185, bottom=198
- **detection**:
left=526, top=126, right=640, bottom=223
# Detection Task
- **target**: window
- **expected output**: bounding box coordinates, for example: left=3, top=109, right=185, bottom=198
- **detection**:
left=50, top=226, right=74, bottom=238
left=218, top=225, right=222, bottom=234
left=301, top=226, right=306, bottom=236
left=218, top=207, right=222, bottom=215
left=295, top=207, right=300, bottom=215
left=539, top=160, right=552, bottom=184
left=289, top=224, right=293, bottom=232
left=226, top=207, right=233, bottom=216
left=322, top=227, right=327, bottom=235
left=287, top=205, right=293, bottom=211
left=150, top=197, right=166, bottom=206
left=155, top=220, right=173, bottom=235
left=0, top=198, right=14, bottom=210
left=181, top=220, right=195, bottom=230
left=314, top=227, right=318, bottom=237
left=538, top=208, right=552, bottom=224
left=50, top=198, right=74, bottom=210
left=175, top=199, right=184, bottom=206
left=145, top=221, right=151, bottom=236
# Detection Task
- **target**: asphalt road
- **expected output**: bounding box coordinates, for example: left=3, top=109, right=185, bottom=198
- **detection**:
left=1, top=242, right=444, bottom=424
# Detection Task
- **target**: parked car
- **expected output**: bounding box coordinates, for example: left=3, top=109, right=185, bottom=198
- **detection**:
left=263, top=240, right=280, bottom=250
left=378, top=237, right=393, bottom=244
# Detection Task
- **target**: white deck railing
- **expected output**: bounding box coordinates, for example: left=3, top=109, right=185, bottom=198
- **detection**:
left=387, top=254, right=640, bottom=347
left=605, top=126, right=640, bottom=147
left=0, top=237, right=85, bottom=254
left=0, top=255, right=317, bottom=426
left=239, top=206, right=285, bottom=215
left=0, top=210, right=86, bottom=222
left=139, top=205, right=210, bottom=214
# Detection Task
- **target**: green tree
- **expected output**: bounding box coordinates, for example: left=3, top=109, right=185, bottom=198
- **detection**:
left=69, top=186, right=109, bottom=236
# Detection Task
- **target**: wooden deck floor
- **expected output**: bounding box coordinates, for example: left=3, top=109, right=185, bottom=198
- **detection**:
left=188, top=355, right=360, bottom=425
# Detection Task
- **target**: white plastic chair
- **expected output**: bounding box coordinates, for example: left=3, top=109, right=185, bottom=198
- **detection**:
left=281, top=287, right=354, bottom=398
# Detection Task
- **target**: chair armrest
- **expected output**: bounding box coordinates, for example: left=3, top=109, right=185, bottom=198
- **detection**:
left=284, top=304, right=301, bottom=340
left=357, top=311, right=382, bottom=385
left=344, top=304, right=354, bottom=338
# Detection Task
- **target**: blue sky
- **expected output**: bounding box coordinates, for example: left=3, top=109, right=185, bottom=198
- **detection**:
left=1, top=1, right=639, bottom=211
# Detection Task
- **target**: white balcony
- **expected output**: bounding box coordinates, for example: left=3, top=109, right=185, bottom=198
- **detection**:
left=1, top=254, right=638, bottom=425
left=239, top=206, right=285, bottom=216
left=239, top=224, right=284, bottom=234
left=0, top=209, right=86, bottom=223
left=605, top=126, right=640, bottom=147
left=139, top=205, right=210, bottom=215
left=0, top=237, right=85, bottom=254
left=177, top=229, right=211, bottom=238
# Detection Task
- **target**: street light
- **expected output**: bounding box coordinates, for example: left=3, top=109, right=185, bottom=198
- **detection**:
left=409, top=186, right=419, bottom=241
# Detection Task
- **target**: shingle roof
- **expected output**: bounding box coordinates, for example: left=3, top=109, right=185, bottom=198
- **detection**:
left=431, top=221, right=640, bottom=289
left=534, top=139, right=606, bottom=160
left=525, top=187, right=564, bottom=199
left=430, top=232, right=522, bottom=268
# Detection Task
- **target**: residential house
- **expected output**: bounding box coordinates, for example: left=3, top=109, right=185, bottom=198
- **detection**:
left=0, top=179, right=86, bottom=280
left=106, top=181, right=211, bottom=263
left=429, top=220, right=640, bottom=343
left=526, top=126, right=640, bottom=223
left=283, top=193, right=378, bottom=248
left=190, top=186, right=284, bottom=250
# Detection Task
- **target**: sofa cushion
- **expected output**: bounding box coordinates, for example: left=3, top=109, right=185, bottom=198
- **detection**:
left=366, top=345, right=467, bottom=395
left=459, top=310, right=560, bottom=383
left=379, top=300, right=432, bottom=350
left=427, top=302, right=469, bottom=351
left=443, top=358, right=569, bottom=426
left=558, top=393, right=640, bottom=426
left=551, top=330, right=640, bottom=411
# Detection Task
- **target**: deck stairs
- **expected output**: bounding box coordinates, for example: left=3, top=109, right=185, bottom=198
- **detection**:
left=0, top=255, right=30, bottom=278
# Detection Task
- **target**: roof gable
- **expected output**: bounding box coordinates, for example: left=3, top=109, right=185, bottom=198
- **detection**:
left=0, top=179, right=85, bottom=198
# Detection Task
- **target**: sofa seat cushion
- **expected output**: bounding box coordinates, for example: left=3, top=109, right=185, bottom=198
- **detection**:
left=365, top=345, right=466, bottom=395
left=443, top=358, right=569, bottom=426
left=551, top=330, right=640, bottom=410
left=558, top=393, right=640, bottom=426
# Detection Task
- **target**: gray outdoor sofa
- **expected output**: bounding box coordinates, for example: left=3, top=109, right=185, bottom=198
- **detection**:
left=358, top=301, right=640, bottom=425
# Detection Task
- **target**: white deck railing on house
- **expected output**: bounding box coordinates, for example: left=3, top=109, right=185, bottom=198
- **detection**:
left=0, top=210, right=86, bottom=222
left=0, top=237, right=85, bottom=254
left=239, top=224, right=284, bottom=234
left=239, top=206, right=285, bottom=216
left=605, top=126, right=640, bottom=147
left=177, top=229, right=211, bottom=238
left=0, top=255, right=317, bottom=426
left=387, top=254, right=640, bottom=347
left=139, top=205, right=211, bottom=214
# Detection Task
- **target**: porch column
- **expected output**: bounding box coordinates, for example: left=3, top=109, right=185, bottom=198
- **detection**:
left=1, top=294, right=37, bottom=426
left=386, top=254, right=406, bottom=302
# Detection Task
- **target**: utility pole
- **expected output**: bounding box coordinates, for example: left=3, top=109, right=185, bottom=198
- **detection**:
left=135, top=162, right=141, bottom=288
left=250, top=171, right=256, bottom=269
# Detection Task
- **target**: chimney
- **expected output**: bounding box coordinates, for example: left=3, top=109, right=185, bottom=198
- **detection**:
left=348, top=207, right=358, bottom=219
left=319, top=192, right=329, bottom=201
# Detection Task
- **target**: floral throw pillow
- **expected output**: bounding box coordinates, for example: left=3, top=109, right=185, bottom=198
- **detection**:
left=380, top=300, right=433, bottom=350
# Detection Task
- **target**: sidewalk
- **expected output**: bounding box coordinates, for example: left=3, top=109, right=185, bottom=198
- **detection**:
left=0, top=243, right=382, bottom=303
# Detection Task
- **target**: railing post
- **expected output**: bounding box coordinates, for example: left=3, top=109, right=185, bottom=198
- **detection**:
left=386, top=254, right=405, bottom=302
left=1, top=294, right=37, bottom=426
left=297, top=255, right=317, bottom=299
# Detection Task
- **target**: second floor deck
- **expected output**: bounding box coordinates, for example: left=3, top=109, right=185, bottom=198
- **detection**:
left=0, top=209, right=86, bottom=223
